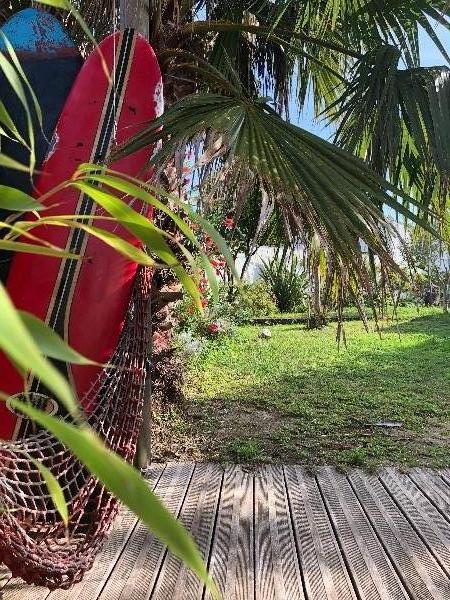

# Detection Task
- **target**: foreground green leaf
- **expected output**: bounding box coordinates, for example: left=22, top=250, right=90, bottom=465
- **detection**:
left=29, top=457, right=69, bottom=528
left=20, top=311, right=100, bottom=366
left=71, top=181, right=202, bottom=307
left=0, top=44, right=35, bottom=174
left=0, top=283, right=78, bottom=418
left=0, top=32, right=44, bottom=136
left=0, top=238, right=79, bottom=259
left=78, top=168, right=240, bottom=283
left=15, top=217, right=157, bottom=267
left=0, top=185, right=42, bottom=211
left=0, top=154, right=30, bottom=172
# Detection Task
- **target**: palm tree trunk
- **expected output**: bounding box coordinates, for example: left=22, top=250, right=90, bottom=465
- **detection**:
left=240, top=247, right=259, bottom=280
left=120, top=0, right=153, bottom=467
left=307, top=251, right=326, bottom=329
left=120, top=0, right=149, bottom=35
left=312, top=258, right=323, bottom=323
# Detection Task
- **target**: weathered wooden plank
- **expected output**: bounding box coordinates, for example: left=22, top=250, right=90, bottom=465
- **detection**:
left=438, top=470, right=450, bottom=491
left=2, top=464, right=165, bottom=600
left=380, top=468, right=450, bottom=576
left=46, top=464, right=166, bottom=600
left=2, top=579, right=49, bottom=600
left=150, top=463, right=223, bottom=600
left=253, top=466, right=304, bottom=600
left=409, top=469, right=450, bottom=518
left=284, top=465, right=356, bottom=600
left=204, top=465, right=254, bottom=600
left=4, top=465, right=450, bottom=600
left=97, top=462, right=195, bottom=600
left=349, top=470, right=450, bottom=599
left=0, top=565, right=12, bottom=592
left=317, top=467, right=409, bottom=600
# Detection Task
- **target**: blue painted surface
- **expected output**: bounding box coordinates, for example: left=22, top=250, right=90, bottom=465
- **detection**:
left=0, top=8, right=75, bottom=53
left=0, top=8, right=82, bottom=283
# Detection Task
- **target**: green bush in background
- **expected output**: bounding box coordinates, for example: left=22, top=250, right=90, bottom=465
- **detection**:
left=232, top=282, right=277, bottom=321
left=260, top=253, right=307, bottom=313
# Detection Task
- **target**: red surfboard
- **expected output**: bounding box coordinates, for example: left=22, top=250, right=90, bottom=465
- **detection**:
left=0, top=30, right=162, bottom=440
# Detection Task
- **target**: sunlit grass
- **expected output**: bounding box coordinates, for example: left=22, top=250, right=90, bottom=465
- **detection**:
left=185, top=307, right=450, bottom=469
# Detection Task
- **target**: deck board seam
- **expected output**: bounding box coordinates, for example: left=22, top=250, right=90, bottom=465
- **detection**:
left=407, top=473, right=450, bottom=528
left=345, top=473, right=415, bottom=600
left=200, top=467, right=226, bottom=600
left=252, top=470, right=257, bottom=600
left=87, top=463, right=168, bottom=600
left=314, top=473, right=365, bottom=600
left=438, top=472, right=450, bottom=493
left=281, top=467, right=309, bottom=600
left=378, top=472, right=450, bottom=580
left=351, top=472, right=449, bottom=598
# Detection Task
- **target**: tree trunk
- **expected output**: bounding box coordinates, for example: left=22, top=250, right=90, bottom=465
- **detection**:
left=119, top=0, right=149, bottom=35
left=120, top=0, right=152, bottom=467
left=136, top=299, right=153, bottom=468
left=443, top=271, right=450, bottom=314
left=240, top=247, right=259, bottom=280
left=307, top=252, right=326, bottom=329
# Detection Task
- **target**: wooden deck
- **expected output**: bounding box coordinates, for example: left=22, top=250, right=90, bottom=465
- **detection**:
left=2, top=463, right=450, bottom=599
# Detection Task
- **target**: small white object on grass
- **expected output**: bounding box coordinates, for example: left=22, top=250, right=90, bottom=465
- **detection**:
left=260, top=328, right=272, bottom=339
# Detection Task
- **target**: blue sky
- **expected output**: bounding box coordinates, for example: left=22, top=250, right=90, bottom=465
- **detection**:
left=293, top=24, right=450, bottom=139
left=419, top=23, right=450, bottom=66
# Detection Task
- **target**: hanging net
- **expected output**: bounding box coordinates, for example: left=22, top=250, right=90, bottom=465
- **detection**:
left=0, top=266, right=151, bottom=590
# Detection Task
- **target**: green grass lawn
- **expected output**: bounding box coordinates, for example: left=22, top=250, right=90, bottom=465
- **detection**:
left=179, top=307, right=450, bottom=469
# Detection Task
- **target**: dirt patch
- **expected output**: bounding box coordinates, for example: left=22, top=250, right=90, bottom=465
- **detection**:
left=147, top=396, right=202, bottom=462
left=150, top=398, right=303, bottom=463
left=149, top=396, right=450, bottom=468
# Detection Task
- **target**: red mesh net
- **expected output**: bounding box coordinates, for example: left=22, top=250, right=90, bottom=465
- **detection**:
left=0, top=266, right=151, bottom=589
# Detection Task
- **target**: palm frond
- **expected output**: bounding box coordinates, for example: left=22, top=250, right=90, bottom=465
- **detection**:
left=327, top=45, right=450, bottom=212
left=113, top=86, right=437, bottom=281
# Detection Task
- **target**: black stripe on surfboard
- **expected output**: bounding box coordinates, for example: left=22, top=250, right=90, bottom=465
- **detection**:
left=19, top=30, right=135, bottom=436
left=48, top=29, right=134, bottom=338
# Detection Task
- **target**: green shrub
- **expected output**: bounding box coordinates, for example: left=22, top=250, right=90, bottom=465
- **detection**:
left=175, top=281, right=276, bottom=337
left=232, top=282, right=277, bottom=321
left=260, top=253, right=307, bottom=313
left=174, top=288, right=235, bottom=344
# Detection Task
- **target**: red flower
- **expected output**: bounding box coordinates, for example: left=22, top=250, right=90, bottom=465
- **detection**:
left=223, top=217, right=234, bottom=230
left=207, top=322, right=220, bottom=334
left=201, top=297, right=208, bottom=308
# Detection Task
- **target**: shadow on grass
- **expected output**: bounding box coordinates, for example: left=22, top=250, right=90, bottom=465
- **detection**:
left=187, top=315, right=450, bottom=468
left=381, top=312, right=450, bottom=338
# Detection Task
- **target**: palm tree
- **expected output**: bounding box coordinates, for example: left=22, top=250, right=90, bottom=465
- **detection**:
left=115, top=1, right=450, bottom=310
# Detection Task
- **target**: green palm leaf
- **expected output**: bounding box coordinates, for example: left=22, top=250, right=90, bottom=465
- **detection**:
left=327, top=44, right=450, bottom=214
left=114, top=90, right=434, bottom=266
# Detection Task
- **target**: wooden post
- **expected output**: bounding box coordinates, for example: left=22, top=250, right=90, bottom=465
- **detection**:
left=119, top=0, right=149, bottom=37
left=136, top=297, right=153, bottom=469
left=120, top=0, right=152, bottom=467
